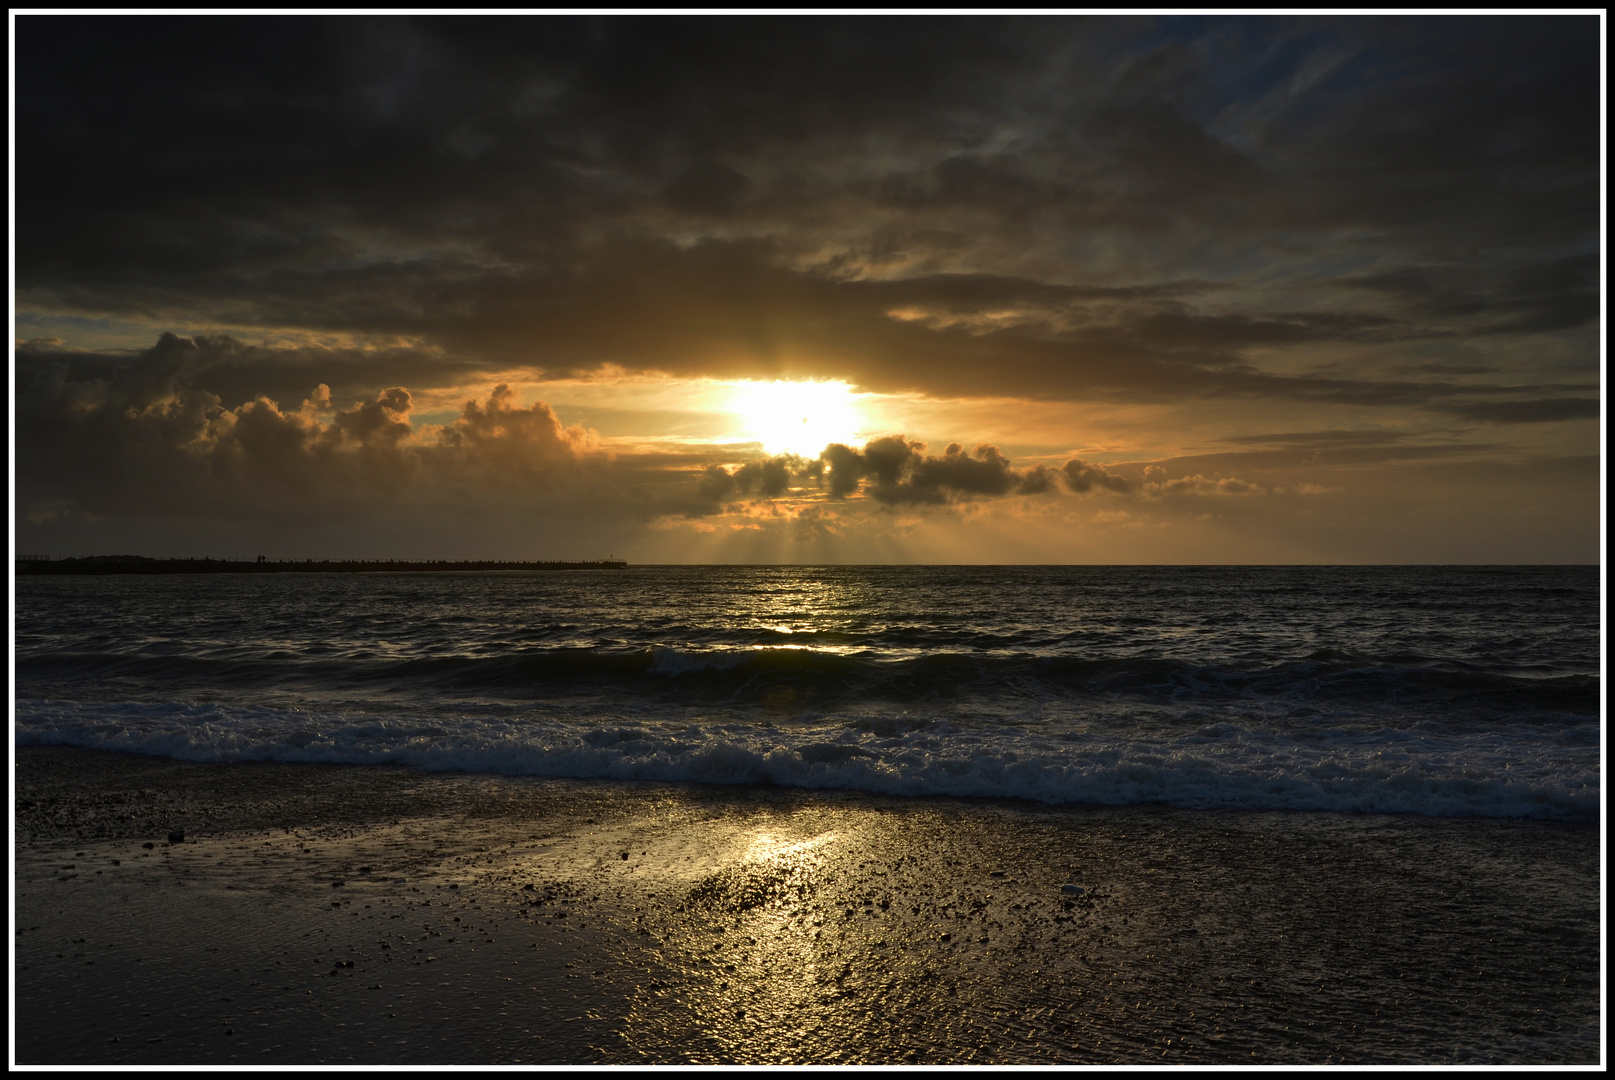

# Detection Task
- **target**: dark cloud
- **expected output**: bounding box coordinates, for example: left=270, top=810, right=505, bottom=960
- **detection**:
left=1124, top=437, right=1507, bottom=477
left=818, top=443, right=864, bottom=498
left=15, top=16, right=1599, bottom=405
left=1340, top=254, right=1598, bottom=337
left=12, top=17, right=1600, bottom=561
left=676, top=454, right=807, bottom=517
left=26, top=241, right=1575, bottom=410
left=1221, top=429, right=1422, bottom=448
left=663, top=162, right=754, bottom=215
left=812, top=437, right=1049, bottom=506
left=1432, top=399, right=1600, bottom=425
left=1062, top=458, right=1136, bottom=495
left=1058, top=455, right=1273, bottom=501
left=689, top=464, right=738, bottom=516
left=732, top=456, right=797, bottom=498
left=12, top=334, right=481, bottom=412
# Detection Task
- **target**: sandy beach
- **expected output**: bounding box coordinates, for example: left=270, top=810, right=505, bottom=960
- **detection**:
left=12, top=744, right=1602, bottom=1065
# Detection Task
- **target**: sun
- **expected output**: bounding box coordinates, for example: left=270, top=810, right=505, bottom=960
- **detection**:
left=728, top=380, right=866, bottom=456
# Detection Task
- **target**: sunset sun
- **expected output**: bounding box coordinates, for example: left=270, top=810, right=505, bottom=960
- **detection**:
left=728, top=379, right=866, bottom=456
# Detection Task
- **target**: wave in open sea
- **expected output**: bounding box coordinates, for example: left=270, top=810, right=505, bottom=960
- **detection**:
left=14, top=565, right=1601, bottom=819
left=16, top=642, right=1601, bottom=715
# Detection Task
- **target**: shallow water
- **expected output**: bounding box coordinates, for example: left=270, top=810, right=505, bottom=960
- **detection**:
left=14, top=565, right=1601, bottom=817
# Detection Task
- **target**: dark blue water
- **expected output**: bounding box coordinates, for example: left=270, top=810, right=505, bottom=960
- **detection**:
left=14, top=565, right=1601, bottom=817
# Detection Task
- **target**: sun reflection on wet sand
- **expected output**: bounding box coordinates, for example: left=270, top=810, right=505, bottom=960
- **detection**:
left=616, top=823, right=852, bottom=1061
left=15, top=751, right=1602, bottom=1066
left=742, top=831, right=838, bottom=864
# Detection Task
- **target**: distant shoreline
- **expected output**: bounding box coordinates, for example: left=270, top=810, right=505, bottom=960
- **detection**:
left=15, top=556, right=628, bottom=575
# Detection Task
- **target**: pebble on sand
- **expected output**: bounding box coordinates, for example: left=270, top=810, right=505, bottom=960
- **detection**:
left=1060, top=884, right=1086, bottom=896
left=167, top=830, right=184, bottom=844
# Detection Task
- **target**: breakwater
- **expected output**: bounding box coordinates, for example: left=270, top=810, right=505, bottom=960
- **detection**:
left=16, top=556, right=628, bottom=575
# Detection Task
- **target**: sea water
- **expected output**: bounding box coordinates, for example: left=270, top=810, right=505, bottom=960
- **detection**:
left=12, top=565, right=1601, bottom=819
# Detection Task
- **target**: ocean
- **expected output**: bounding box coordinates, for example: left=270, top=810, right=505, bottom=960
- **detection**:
left=14, top=564, right=1601, bottom=820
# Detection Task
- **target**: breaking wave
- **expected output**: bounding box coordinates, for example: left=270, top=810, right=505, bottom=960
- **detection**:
left=15, top=698, right=1599, bottom=820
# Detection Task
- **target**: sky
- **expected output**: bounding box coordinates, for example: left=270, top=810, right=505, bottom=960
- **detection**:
left=12, top=14, right=1604, bottom=563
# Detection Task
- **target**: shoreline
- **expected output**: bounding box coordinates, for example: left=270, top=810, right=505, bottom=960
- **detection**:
left=12, top=745, right=1603, bottom=1065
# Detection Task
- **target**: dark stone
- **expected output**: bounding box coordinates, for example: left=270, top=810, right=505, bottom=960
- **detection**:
left=167, top=830, right=184, bottom=843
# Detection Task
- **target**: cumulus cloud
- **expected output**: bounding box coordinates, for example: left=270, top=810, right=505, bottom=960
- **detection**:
left=435, top=384, right=596, bottom=484
left=1062, top=457, right=1136, bottom=495
left=731, top=455, right=800, bottom=498
left=199, top=383, right=418, bottom=495
left=812, top=437, right=1053, bottom=506
left=658, top=438, right=1072, bottom=520
left=15, top=334, right=619, bottom=525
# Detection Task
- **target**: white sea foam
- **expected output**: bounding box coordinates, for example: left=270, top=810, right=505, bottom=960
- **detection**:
left=14, top=699, right=1599, bottom=820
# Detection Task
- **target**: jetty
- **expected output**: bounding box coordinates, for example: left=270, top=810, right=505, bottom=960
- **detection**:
left=15, top=556, right=628, bottom=575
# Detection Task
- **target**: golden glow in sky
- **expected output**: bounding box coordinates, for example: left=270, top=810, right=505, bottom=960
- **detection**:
left=727, top=379, right=866, bottom=456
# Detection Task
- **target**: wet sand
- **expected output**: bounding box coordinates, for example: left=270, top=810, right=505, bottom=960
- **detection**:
left=12, top=744, right=1602, bottom=1065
